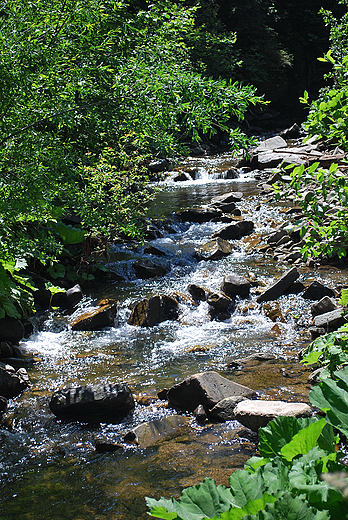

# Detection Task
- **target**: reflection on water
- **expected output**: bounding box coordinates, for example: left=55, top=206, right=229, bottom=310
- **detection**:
left=0, top=153, right=339, bottom=519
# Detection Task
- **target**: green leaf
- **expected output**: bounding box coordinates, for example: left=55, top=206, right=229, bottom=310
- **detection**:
left=339, top=288, right=348, bottom=306
left=258, top=416, right=318, bottom=459
left=148, top=507, right=178, bottom=519
left=214, top=493, right=277, bottom=519
left=280, top=419, right=326, bottom=462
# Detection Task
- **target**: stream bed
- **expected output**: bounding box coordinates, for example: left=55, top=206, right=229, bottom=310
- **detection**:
left=1, top=152, right=346, bottom=519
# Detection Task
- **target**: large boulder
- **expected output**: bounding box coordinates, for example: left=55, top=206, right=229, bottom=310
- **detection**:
left=49, top=382, right=135, bottom=423
left=0, top=317, right=25, bottom=344
left=207, top=293, right=234, bottom=311
left=314, top=309, right=347, bottom=331
left=256, top=267, right=299, bottom=303
left=187, top=284, right=206, bottom=302
left=221, top=274, right=250, bottom=299
left=233, top=400, right=312, bottom=431
left=0, top=363, right=30, bottom=398
left=51, top=284, right=83, bottom=309
left=133, top=259, right=168, bottom=279
left=167, top=370, right=255, bottom=412
left=70, top=302, right=117, bottom=331
left=213, top=221, right=254, bottom=240
left=128, top=294, right=179, bottom=327
left=254, top=136, right=287, bottom=152
left=302, top=281, right=335, bottom=301
left=123, top=415, right=189, bottom=447
left=311, top=296, right=338, bottom=317
left=197, top=237, right=233, bottom=261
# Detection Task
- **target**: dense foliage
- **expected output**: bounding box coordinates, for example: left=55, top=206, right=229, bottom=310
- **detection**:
left=0, top=0, right=263, bottom=317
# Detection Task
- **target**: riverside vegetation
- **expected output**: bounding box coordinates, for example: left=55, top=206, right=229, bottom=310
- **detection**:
left=2, top=0, right=348, bottom=519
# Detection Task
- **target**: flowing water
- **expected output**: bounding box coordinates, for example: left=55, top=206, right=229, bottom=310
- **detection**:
left=0, top=153, right=346, bottom=519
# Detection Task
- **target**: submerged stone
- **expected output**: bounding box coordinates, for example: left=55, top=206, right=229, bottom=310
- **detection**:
left=123, top=415, right=189, bottom=447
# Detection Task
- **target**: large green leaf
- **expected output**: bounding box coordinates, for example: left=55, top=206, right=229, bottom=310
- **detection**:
left=280, top=418, right=326, bottom=461
left=309, top=367, right=348, bottom=438
left=146, top=478, right=237, bottom=520
left=242, top=492, right=330, bottom=520
left=212, top=494, right=277, bottom=519
left=258, top=416, right=317, bottom=459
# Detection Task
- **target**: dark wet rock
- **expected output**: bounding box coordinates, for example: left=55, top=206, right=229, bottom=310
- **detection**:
left=0, top=396, right=8, bottom=414
left=157, top=388, right=169, bottom=400
left=221, top=274, right=250, bottom=299
left=212, top=191, right=243, bottom=205
left=207, top=292, right=234, bottom=311
left=148, top=159, right=169, bottom=173
left=144, top=245, right=168, bottom=257
left=187, top=284, right=206, bottom=302
left=70, top=302, right=117, bottom=331
left=222, top=168, right=239, bottom=179
left=209, top=396, right=246, bottom=422
left=233, top=400, right=312, bottom=431
left=314, top=308, right=347, bottom=331
left=213, top=220, right=254, bottom=241
left=209, top=309, right=231, bottom=322
left=284, top=281, right=306, bottom=295
left=172, top=172, right=192, bottom=182
left=123, top=415, right=189, bottom=447
left=311, top=296, right=338, bottom=317
left=194, top=404, right=208, bottom=424
left=51, top=284, right=83, bottom=309
left=302, top=281, right=335, bottom=301
left=49, top=383, right=135, bottom=423
left=0, top=317, right=25, bottom=344
left=0, top=342, right=14, bottom=359
left=216, top=202, right=237, bottom=213
left=22, top=320, right=34, bottom=338
left=267, top=230, right=289, bottom=245
left=33, top=288, right=52, bottom=309
left=175, top=207, right=222, bottom=223
left=167, top=370, right=255, bottom=412
left=128, top=294, right=179, bottom=327
left=0, top=363, right=30, bottom=398
left=198, top=237, right=233, bottom=261
left=95, top=441, right=123, bottom=453
left=133, top=259, right=168, bottom=279
left=256, top=267, right=299, bottom=303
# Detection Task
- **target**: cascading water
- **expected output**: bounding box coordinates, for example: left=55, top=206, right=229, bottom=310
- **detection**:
left=0, top=152, right=339, bottom=519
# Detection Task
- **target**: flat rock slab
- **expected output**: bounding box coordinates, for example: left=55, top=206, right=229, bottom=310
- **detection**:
left=256, top=267, right=299, bottom=303
left=128, top=294, right=179, bottom=327
left=70, top=302, right=117, bottom=331
left=167, top=370, right=255, bottom=412
left=124, top=415, right=189, bottom=447
left=314, top=308, right=347, bottom=331
left=255, top=136, right=287, bottom=152
left=49, top=383, right=135, bottom=423
left=234, top=400, right=312, bottom=431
